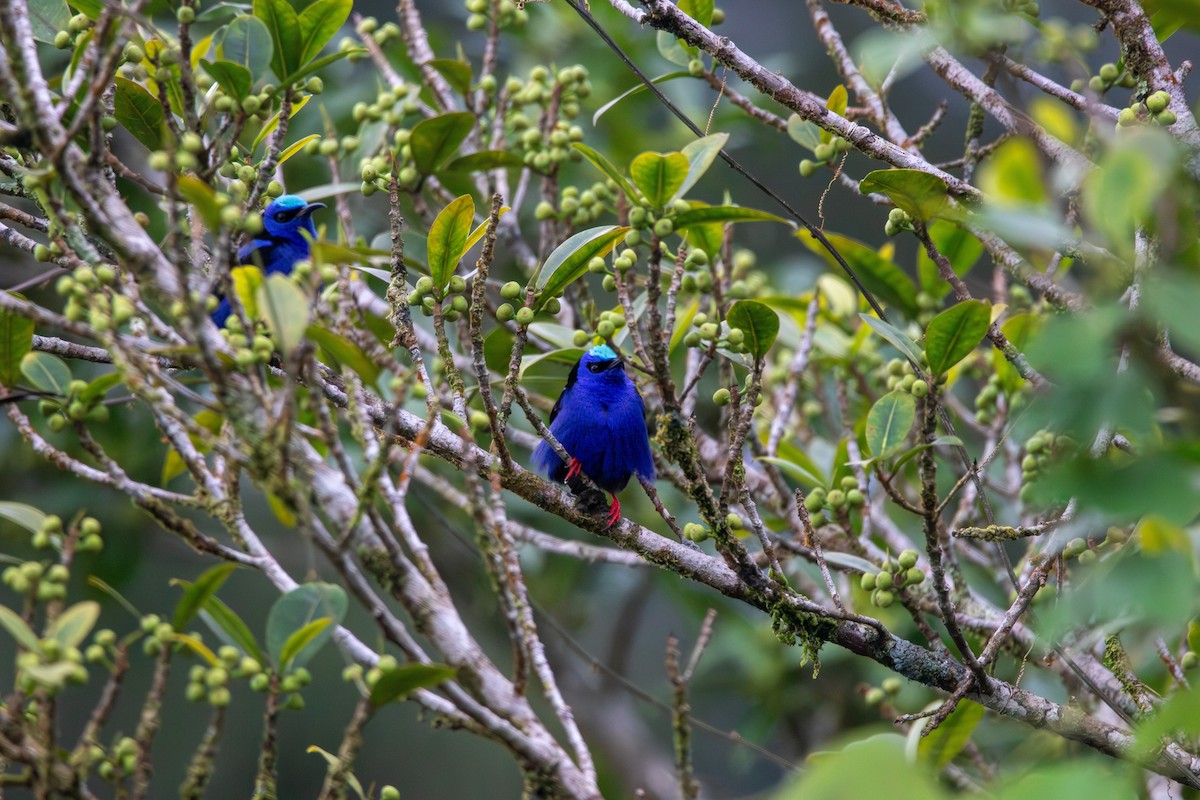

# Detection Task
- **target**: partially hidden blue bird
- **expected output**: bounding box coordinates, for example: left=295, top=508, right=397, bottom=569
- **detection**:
left=211, top=194, right=325, bottom=327
left=532, top=343, right=655, bottom=527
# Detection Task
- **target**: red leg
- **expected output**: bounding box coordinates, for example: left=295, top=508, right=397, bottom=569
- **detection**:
left=565, top=457, right=583, bottom=481
left=605, top=495, right=621, bottom=528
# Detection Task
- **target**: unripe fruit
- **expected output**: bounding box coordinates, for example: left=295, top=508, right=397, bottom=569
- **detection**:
left=653, top=218, right=673, bottom=238
left=515, top=307, right=535, bottom=326
left=1183, top=652, right=1198, bottom=670
left=799, top=159, right=816, bottom=177
left=825, top=489, right=845, bottom=508
left=905, top=567, right=925, bottom=586
left=898, top=549, right=919, bottom=569
left=1146, top=90, right=1170, bottom=115
left=124, top=44, right=144, bottom=63
left=596, top=320, right=614, bottom=338
left=683, top=522, right=707, bottom=541
left=688, top=58, right=704, bottom=76
left=1117, top=107, right=1138, bottom=127
left=874, top=590, right=894, bottom=608
left=55, top=30, right=73, bottom=49
left=712, top=388, right=731, bottom=406
left=860, top=572, right=876, bottom=591
left=1098, top=63, right=1119, bottom=82
left=882, top=677, right=902, bottom=694
left=876, top=571, right=894, bottom=590
left=911, top=379, right=929, bottom=397
left=814, top=143, right=834, bottom=162
left=865, top=687, right=885, bottom=705
left=501, top=281, right=522, bottom=301
left=448, top=275, right=467, bottom=294
left=1156, top=109, right=1177, bottom=126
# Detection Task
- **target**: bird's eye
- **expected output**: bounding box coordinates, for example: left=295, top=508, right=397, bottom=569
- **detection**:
left=587, top=362, right=605, bottom=373
left=274, top=208, right=300, bottom=223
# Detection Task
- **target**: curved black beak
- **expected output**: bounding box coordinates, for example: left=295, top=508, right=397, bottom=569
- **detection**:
left=301, top=202, right=326, bottom=215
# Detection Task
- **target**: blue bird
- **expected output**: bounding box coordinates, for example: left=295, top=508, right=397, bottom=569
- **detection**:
left=211, top=194, right=325, bottom=327
left=532, top=343, right=655, bottom=527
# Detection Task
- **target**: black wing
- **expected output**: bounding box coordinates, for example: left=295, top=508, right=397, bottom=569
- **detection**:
left=548, top=358, right=582, bottom=425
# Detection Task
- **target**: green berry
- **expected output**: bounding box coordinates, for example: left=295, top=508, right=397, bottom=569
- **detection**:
left=905, top=567, right=925, bottom=586
left=799, top=159, right=816, bottom=177
left=54, top=30, right=72, bottom=49
left=496, top=303, right=515, bottom=322
left=653, top=218, right=673, bottom=238
left=1182, top=652, right=1198, bottom=670
left=882, top=677, right=902, bottom=694
left=500, top=281, right=523, bottom=301
left=1098, top=63, right=1119, bottom=83
left=876, top=571, right=893, bottom=590
left=683, top=522, right=707, bottom=541
left=860, top=572, right=876, bottom=591
left=873, top=589, right=894, bottom=608
left=865, top=687, right=885, bottom=705
left=1146, top=90, right=1170, bottom=115
left=898, top=549, right=919, bottom=569
left=713, top=388, right=731, bottom=406
left=825, top=489, right=845, bottom=509
left=515, top=307, right=535, bottom=326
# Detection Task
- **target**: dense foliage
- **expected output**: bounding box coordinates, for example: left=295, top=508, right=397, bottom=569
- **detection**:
left=1, top=0, right=1199, bottom=796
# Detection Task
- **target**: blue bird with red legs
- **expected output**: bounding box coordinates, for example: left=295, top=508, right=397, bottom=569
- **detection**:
left=533, top=343, right=655, bottom=527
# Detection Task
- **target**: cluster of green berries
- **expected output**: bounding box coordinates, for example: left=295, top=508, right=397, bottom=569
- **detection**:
left=681, top=249, right=762, bottom=298
left=684, top=311, right=749, bottom=356
left=1018, top=428, right=1072, bottom=502
left=860, top=549, right=925, bottom=608
left=2, top=557, right=72, bottom=601
left=38, top=378, right=114, bottom=431
left=572, top=309, right=626, bottom=345
left=880, top=358, right=931, bottom=398
left=1070, top=61, right=1137, bottom=96
left=494, top=280, right=560, bottom=325
left=14, top=636, right=88, bottom=693
left=354, top=16, right=402, bottom=45
left=464, top=0, right=529, bottom=30
left=52, top=12, right=95, bottom=49
left=93, top=736, right=138, bottom=781
left=864, top=675, right=903, bottom=706
left=83, top=627, right=119, bottom=666
left=798, top=137, right=851, bottom=177
left=137, top=613, right=180, bottom=656
left=221, top=314, right=279, bottom=368
left=1056, top=526, right=1129, bottom=567
left=1117, top=90, right=1177, bottom=128
left=217, top=146, right=285, bottom=205
left=534, top=180, right=610, bottom=226
left=803, top=476, right=867, bottom=524
left=683, top=512, right=743, bottom=542
left=626, top=200, right=689, bottom=244
left=56, top=262, right=136, bottom=334
left=883, top=207, right=913, bottom=237
left=407, top=274, right=471, bottom=321
left=508, top=64, right=591, bottom=120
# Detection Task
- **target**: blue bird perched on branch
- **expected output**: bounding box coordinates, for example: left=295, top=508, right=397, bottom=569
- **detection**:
left=211, top=194, right=325, bottom=327
left=533, top=343, right=655, bottom=527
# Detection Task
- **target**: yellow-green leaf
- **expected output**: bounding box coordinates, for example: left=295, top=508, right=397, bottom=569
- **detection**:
left=924, top=299, right=990, bottom=376
left=866, top=390, right=916, bottom=458
left=20, top=352, right=70, bottom=395
left=257, top=274, right=311, bottom=355
left=47, top=601, right=99, bottom=649
left=427, top=194, right=475, bottom=291
left=629, top=151, right=689, bottom=208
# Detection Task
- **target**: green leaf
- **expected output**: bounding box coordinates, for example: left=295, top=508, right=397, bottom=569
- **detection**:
left=29, top=0, right=70, bottom=43
left=217, top=14, right=274, bottom=77
left=427, top=194, right=475, bottom=291
left=306, top=326, right=381, bottom=387
left=866, top=390, right=916, bottom=458
left=370, top=663, right=457, bottom=707
left=178, top=175, right=223, bottom=231
left=278, top=133, right=320, bottom=166
left=279, top=617, right=331, bottom=670
left=800, top=231, right=918, bottom=316
left=172, top=563, right=238, bottom=631
left=679, top=0, right=713, bottom=25
left=201, top=60, right=252, bottom=101
left=772, top=733, right=950, bottom=800
left=67, top=0, right=103, bottom=19
left=924, top=299, right=990, bottom=376
left=442, top=150, right=526, bottom=173
left=860, top=169, right=949, bottom=222
left=820, top=85, right=848, bottom=144
left=307, top=746, right=367, bottom=799
left=672, top=204, right=789, bottom=230
left=20, top=352, right=70, bottom=395
left=757, top=456, right=824, bottom=489
left=251, top=93, right=310, bottom=152
left=1082, top=134, right=1173, bottom=255
left=911, top=699, right=984, bottom=769
left=592, top=72, right=689, bottom=126
left=534, top=226, right=631, bottom=308
left=296, top=0, right=350, bottom=64
left=726, top=299, right=779, bottom=360
left=889, top=435, right=963, bottom=474
left=0, top=502, right=47, bottom=535
left=1189, top=619, right=1200, bottom=654
left=281, top=48, right=361, bottom=87
left=113, top=77, right=166, bottom=151
left=200, top=596, right=264, bottom=663
left=0, top=605, right=43, bottom=655
left=257, top=274, right=311, bottom=355
left=786, top=113, right=822, bottom=151
left=47, top=601, right=99, bottom=649
left=230, top=266, right=263, bottom=321
left=629, top=151, right=689, bottom=208
left=428, top=58, right=473, bottom=96
left=573, top=142, right=640, bottom=202
left=0, top=298, right=34, bottom=388
left=23, top=662, right=76, bottom=689
left=265, top=582, right=346, bottom=669
left=172, top=632, right=220, bottom=666
left=410, top=112, right=476, bottom=174
left=656, top=29, right=692, bottom=66
left=859, top=314, right=924, bottom=366
left=253, top=0, right=301, bottom=79
left=673, top=133, right=728, bottom=202
left=977, top=137, right=1046, bottom=205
